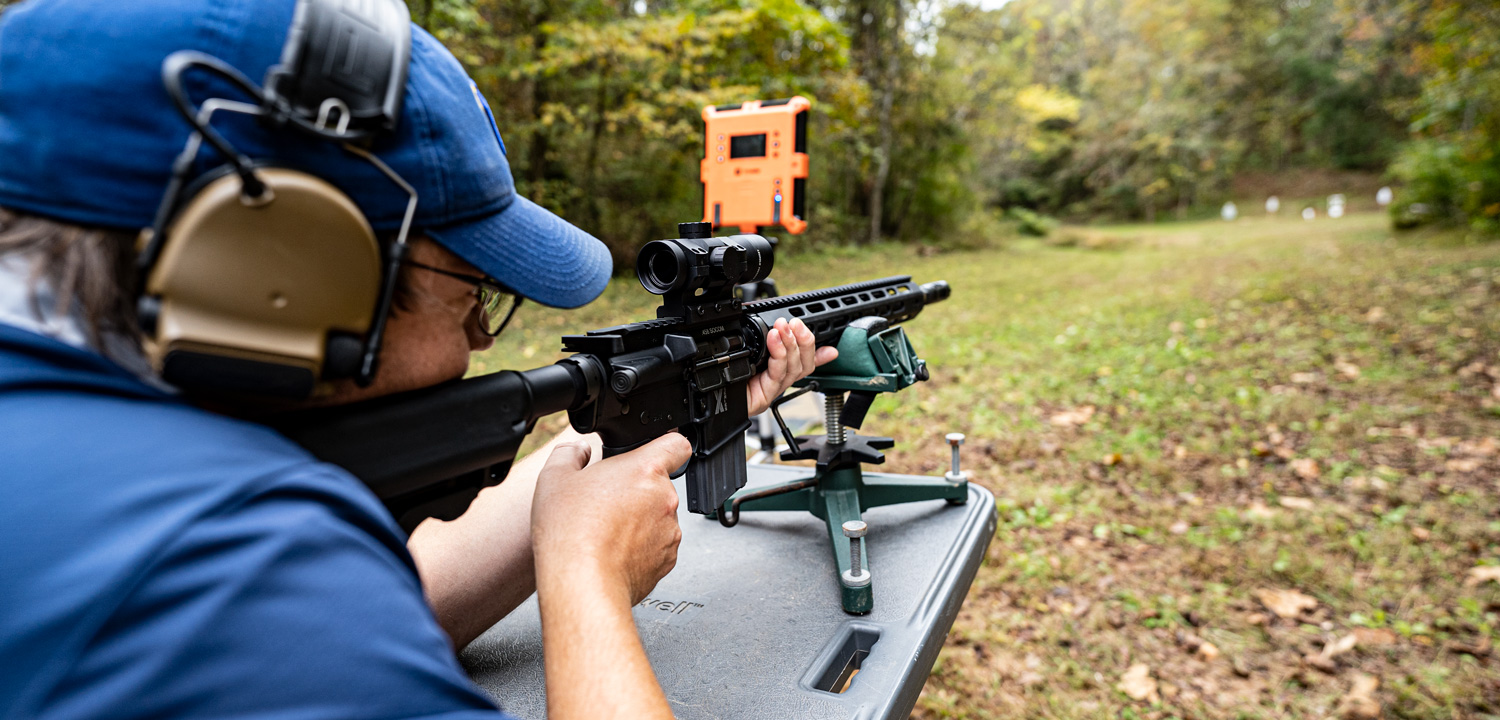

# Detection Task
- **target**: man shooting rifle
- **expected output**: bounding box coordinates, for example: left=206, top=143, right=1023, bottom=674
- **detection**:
left=0, top=1, right=832, bottom=718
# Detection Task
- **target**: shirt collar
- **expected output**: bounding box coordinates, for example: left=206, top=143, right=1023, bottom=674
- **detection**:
left=0, top=251, right=172, bottom=391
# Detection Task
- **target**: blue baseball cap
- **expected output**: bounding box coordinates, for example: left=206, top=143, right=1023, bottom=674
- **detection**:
left=0, top=0, right=611, bottom=309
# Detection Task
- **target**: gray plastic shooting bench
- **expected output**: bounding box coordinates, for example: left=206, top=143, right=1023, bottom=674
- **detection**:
left=461, top=463, right=995, bottom=719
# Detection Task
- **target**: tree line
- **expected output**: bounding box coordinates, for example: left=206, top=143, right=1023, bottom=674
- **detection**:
left=410, top=0, right=1496, bottom=260
left=5, top=0, right=1488, bottom=260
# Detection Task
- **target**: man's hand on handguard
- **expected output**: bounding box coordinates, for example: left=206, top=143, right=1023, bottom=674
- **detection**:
left=747, top=317, right=838, bottom=416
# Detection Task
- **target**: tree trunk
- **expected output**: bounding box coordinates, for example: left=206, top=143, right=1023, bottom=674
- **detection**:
left=582, top=62, right=610, bottom=233
left=868, top=0, right=902, bottom=244
left=526, top=14, right=552, bottom=198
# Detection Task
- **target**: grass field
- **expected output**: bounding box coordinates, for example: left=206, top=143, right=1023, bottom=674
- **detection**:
left=474, top=211, right=1500, bottom=719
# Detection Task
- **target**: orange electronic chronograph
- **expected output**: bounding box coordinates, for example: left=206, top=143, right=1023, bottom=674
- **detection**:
left=700, top=96, right=809, bottom=235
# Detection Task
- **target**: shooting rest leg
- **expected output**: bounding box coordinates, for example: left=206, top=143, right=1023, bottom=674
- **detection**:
left=861, top=473, right=968, bottom=507
left=724, top=463, right=873, bottom=613
left=722, top=432, right=971, bottom=614
left=817, top=473, right=873, bottom=614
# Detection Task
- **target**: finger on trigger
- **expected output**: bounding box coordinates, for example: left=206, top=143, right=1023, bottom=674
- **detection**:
left=646, top=433, right=693, bottom=473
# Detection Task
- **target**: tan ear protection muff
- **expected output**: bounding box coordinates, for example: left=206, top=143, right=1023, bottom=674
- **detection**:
left=136, top=0, right=413, bottom=398
left=142, top=168, right=382, bottom=397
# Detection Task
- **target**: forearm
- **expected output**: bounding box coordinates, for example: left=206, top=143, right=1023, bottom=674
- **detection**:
left=536, top=565, right=674, bottom=720
left=407, top=427, right=602, bottom=648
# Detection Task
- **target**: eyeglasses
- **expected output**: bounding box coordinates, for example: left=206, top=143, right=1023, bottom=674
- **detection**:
left=402, top=259, right=523, bottom=337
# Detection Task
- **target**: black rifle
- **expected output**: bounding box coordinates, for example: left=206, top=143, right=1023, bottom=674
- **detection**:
left=280, top=222, right=949, bottom=531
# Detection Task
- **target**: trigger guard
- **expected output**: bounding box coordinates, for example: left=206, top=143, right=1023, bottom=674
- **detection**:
left=602, top=440, right=691, bottom=478
left=600, top=439, right=651, bottom=459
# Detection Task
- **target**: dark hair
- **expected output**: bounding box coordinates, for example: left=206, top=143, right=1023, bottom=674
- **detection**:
left=0, top=207, right=140, bottom=356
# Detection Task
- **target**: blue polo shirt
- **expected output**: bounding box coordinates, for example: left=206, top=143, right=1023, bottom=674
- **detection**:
left=0, top=324, right=511, bottom=719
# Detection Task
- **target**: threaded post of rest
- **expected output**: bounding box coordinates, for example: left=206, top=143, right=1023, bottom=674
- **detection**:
left=825, top=393, right=846, bottom=445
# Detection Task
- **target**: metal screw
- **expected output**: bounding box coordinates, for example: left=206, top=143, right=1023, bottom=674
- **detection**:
left=842, top=520, right=869, bottom=587
left=945, top=432, right=967, bottom=483
left=825, top=393, right=847, bottom=445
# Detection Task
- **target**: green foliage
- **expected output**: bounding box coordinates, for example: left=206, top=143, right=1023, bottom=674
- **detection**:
left=1009, top=207, right=1058, bottom=238
left=407, top=0, right=1489, bottom=254
left=414, top=0, right=855, bottom=265
left=934, top=0, right=1421, bottom=223
left=409, top=0, right=984, bottom=263
left=1388, top=0, right=1500, bottom=236
left=1389, top=140, right=1477, bottom=229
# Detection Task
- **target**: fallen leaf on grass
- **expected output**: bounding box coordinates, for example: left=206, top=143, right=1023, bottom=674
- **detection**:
left=1418, top=436, right=1457, bottom=450
left=1445, top=458, right=1481, bottom=473
left=1279, top=496, right=1315, bottom=510
left=1458, top=437, right=1497, bottom=456
left=1050, top=405, right=1096, bottom=428
left=1305, top=633, right=1359, bottom=673
left=1117, top=663, right=1159, bottom=703
left=1254, top=588, right=1319, bottom=619
left=1465, top=566, right=1500, bottom=586
left=1245, top=502, right=1278, bottom=520
left=1291, top=458, right=1320, bottom=480
left=1325, top=634, right=1359, bottom=657
left=1353, top=627, right=1397, bottom=646
left=1335, top=674, right=1381, bottom=720
left=1446, top=638, right=1492, bottom=658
